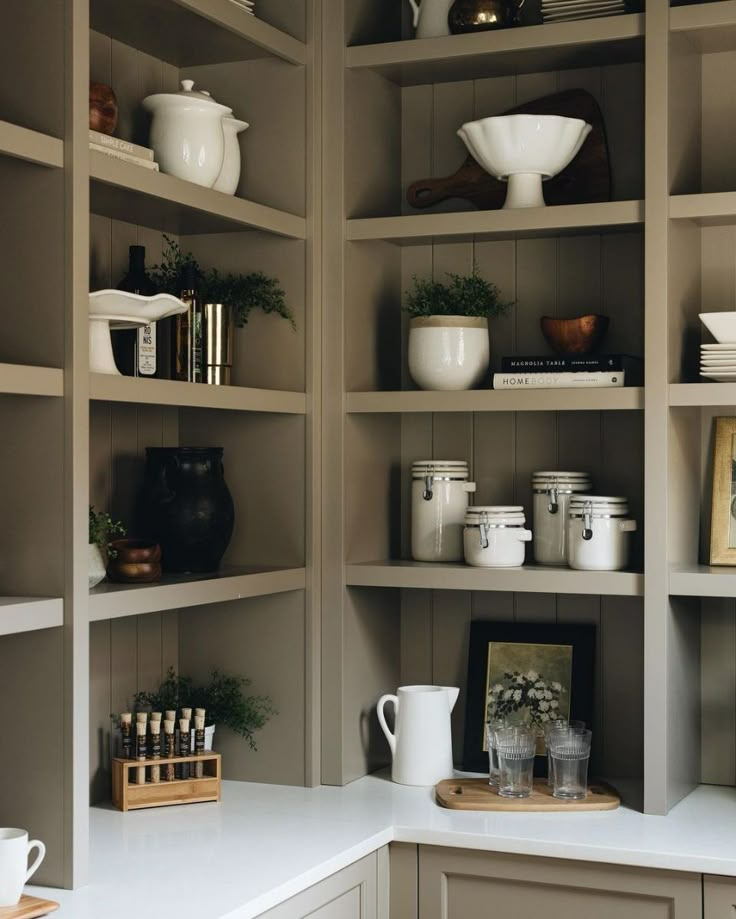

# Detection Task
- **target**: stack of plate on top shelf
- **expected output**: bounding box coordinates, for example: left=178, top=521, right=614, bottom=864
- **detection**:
left=541, top=0, right=627, bottom=22
left=700, top=312, right=736, bottom=380
left=226, top=0, right=254, bottom=14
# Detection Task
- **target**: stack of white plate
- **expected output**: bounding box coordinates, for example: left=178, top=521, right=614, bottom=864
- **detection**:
left=541, top=0, right=626, bottom=22
left=701, top=344, right=736, bottom=381
left=226, top=0, right=255, bottom=15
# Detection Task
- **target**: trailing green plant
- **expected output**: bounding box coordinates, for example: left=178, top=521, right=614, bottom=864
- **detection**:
left=132, top=667, right=275, bottom=750
left=403, top=263, right=513, bottom=320
left=89, top=506, right=126, bottom=558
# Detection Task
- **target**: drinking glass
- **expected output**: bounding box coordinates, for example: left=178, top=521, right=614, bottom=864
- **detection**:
left=485, top=718, right=506, bottom=786
left=543, top=719, right=585, bottom=786
left=548, top=728, right=592, bottom=800
left=493, top=726, right=537, bottom=798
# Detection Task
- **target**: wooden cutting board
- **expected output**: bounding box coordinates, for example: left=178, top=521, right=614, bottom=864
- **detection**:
left=0, top=896, right=60, bottom=919
left=407, top=89, right=611, bottom=211
left=436, top=777, right=620, bottom=811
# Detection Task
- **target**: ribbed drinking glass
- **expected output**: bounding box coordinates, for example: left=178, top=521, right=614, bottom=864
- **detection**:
left=543, top=719, right=585, bottom=786
left=485, top=718, right=506, bottom=786
left=493, top=726, right=537, bottom=798
left=548, top=728, right=593, bottom=800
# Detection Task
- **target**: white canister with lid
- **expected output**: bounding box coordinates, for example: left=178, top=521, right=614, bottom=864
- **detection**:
left=532, top=471, right=592, bottom=566
left=463, top=506, right=532, bottom=568
left=411, top=461, right=476, bottom=562
left=567, top=496, right=637, bottom=571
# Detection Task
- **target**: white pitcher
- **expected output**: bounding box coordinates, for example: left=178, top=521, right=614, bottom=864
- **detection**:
left=407, top=0, right=453, bottom=38
left=377, top=685, right=459, bottom=786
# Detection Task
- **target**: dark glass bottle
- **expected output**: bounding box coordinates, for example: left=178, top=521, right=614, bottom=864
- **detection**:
left=172, top=264, right=205, bottom=383
left=114, top=246, right=169, bottom=378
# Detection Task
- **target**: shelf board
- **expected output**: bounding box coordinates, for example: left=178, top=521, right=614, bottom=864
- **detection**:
left=346, top=561, right=643, bottom=596
left=670, top=191, right=736, bottom=227
left=90, top=374, right=306, bottom=414
left=88, top=565, right=306, bottom=622
left=670, top=0, right=736, bottom=53
left=90, top=0, right=305, bottom=67
left=0, top=597, right=63, bottom=637
left=346, top=200, right=644, bottom=245
left=90, top=150, right=306, bottom=238
left=346, top=14, right=644, bottom=86
left=347, top=387, right=643, bottom=413
left=0, top=120, right=63, bottom=169
left=669, top=382, right=736, bottom=407
left=0, top=363, right=63, bottom=398
left=670, top=564, right=736, bottom=598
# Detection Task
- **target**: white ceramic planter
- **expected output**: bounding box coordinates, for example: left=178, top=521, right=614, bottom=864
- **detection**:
left=408, top=316, right=490, bottom=391
left=411, top=461, right=475, bottom=562
left=89, top=543, right=106, bottom=589
left=214, top=117, right=249, bottom=195
left=567, top=496, right=637, bottom=571
left=463, top=507, right=532, bottom=568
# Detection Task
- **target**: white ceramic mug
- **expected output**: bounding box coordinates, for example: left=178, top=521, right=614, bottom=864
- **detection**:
left=0, top=829, right=45, bottom=907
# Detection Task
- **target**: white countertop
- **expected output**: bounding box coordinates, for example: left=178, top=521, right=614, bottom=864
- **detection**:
left=31, top=775, right=736, bottom=919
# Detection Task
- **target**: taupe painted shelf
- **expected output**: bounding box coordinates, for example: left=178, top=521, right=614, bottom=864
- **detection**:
left=90, top=151, right=307, bottom=237
left=346, top=200, right=644, bottom=244
left=669, top=192, right=736, bottom=226
left=90, top=0, right=306, bottom=67
left=347, top=387, right=644, bottom=413
left=346, top=13, right=644, bottom=85
left=88, top=565, right=307, bottom=622
left=346, top=561, right=644, bottom=596
left=670, top=0, right=736, bottom=53
left=90, top=373, right=306, bottom=414
left=0, top=363, right=63, bottom=398
left=670, top=565, right=736, bottom=598
left=670, top=383, right=736, bottom=407
left=0, top=597, right=64, bottom=637
left=0, top=120, right=63, bottom=169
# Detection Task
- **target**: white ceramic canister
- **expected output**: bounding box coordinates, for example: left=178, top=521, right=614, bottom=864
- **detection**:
left=411, top=461, right=476, bottom=562
left=214, top=116, right=249, bottom=195
left=532, top=471, right=592, bottom=566
left=567, top=496, right=637, bottom=571
left=463, top=506, right=532, bottom=568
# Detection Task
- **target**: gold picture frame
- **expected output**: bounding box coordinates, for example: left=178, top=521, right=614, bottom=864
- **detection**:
left=710, top=416, right=736, bottom=565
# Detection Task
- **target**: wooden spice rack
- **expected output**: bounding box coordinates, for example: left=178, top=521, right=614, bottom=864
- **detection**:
left=112, top=753, right=221, bottom=812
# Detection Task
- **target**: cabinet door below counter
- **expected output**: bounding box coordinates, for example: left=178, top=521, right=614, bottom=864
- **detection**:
left=705, top=876, right=736, bottom=918
left=418, top=846, right=702, bottom=919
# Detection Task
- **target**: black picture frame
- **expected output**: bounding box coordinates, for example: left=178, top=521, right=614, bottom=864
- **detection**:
left=462, top=620, right=596, bottom=775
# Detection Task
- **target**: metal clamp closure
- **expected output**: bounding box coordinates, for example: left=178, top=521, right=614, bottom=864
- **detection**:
left=547, top=486, right=559, bottom=515
left=582, top=501, right=593, bottom=541
left=423, top=473, right=434, bottom=501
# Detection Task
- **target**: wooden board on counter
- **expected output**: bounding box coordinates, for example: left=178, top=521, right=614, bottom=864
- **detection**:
left=436, top=778, right=620, bottom=812
left=0, top=896, right=60, bottom=919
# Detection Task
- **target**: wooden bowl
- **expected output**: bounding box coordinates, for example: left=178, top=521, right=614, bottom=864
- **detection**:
left=90, top=82, right=118, bottom=136
left=540, top=314, right=610, bottom=354
left=106, top=539, right=162, bottom=583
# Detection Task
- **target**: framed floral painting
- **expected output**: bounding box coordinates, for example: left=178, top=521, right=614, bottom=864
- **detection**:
left=462, top=621, right=595, bottom=774
left=709, top=416, right=736, bottom=565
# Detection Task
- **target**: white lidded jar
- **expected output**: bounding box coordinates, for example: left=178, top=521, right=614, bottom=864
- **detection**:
left=567, top=496, right=637, bottom=571
left=213, top=116, right=249, bottom=195
left=463, top=506, right=532, bottom=568
left=411, top=461, right=476, bottom=562
left=532, top=471, right=592, bottom=566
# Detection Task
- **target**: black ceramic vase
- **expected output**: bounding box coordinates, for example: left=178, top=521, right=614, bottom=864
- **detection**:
left=141, top=447, right=235, bottom=573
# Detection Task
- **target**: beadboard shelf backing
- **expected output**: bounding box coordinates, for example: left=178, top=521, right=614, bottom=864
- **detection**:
left=0, top=597, right=63, bottom=636
left=670, top=0, right=736, bottom=54
left=347, top=388, right=644, bottom=413
left=0, top=120, right=63, bottom=169
left=670, top=566, right=736, bottom=598
left=346, top=14, right=645, bottom=85
left=90, top=0, right=305, bottom=67
left=88, top=565, right=306, bottom=621
left=346, top=561, right=644, bottom=596
left=0, top=364, right=63, bottom=398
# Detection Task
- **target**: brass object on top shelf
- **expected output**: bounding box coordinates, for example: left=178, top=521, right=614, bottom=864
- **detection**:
left=448, top=0, right=525, bottom=32
left=540, top=314, right=610, bottom=354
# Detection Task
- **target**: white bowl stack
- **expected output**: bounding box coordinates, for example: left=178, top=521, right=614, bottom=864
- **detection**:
left=541, top=0, right=626, bottom=23
left=700, top=312, right=736, bottom=380
left=226, top=0, right=255, bottom=14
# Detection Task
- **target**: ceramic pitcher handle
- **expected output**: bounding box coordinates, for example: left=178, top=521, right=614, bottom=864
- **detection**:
left=377, top=694, right=398, bottom=755
left=407, top=0, right=421, bottom=28
left=25, top=840, right=45, bottom=884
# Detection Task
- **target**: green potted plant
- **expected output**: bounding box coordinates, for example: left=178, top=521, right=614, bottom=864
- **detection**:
left=88, top=506, right=126, bottom=589
left=404, top=263, right=512, bottom=391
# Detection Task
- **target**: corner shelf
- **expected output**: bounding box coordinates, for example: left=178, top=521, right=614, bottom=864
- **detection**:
left=669, top=192, right=736, bottom=226
left=347, top=387, right=643, bottom=413
left=670, top=0, right=736, bottom=53
left=0, top=363, right=63, bottom=398
left=88, top=565, right=306, bottom=622
left=670, top=565, right=736, bottom=598
left=670, top=383, right=736, bottom=407
left=0, top=120, right=63, bottom=169
left=346, top=561, right=643, bottom=596
left=346, top=200, right=644, bottom=245
left=90, top=150, right=307, bottom=238
left=90, top=374, right=306, bottom=414
left=90, top=0, right=306, bottom=67
left=0, top=597, right=63, bottom=637
left=346, top=14, right=644, bottom=86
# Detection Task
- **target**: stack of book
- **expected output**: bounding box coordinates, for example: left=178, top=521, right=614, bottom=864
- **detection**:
left=493, top=354, right=643, bottom=389
left=89, top=129, right=159, bottom=172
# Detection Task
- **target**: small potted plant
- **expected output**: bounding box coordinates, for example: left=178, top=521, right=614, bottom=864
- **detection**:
left=88, top=506, right=126, bottom=589
left=404, top=263, right=512, bottom=391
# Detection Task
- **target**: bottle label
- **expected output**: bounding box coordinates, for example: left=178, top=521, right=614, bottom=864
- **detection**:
left=138, top=323, right=157, bottom=376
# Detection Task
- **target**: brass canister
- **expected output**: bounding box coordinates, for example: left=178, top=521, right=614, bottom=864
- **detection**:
left=205, top=303, right=234, bottom=386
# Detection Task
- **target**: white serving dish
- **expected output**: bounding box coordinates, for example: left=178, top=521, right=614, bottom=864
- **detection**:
left=700, top=312, right=736, bottom=344
left=457, top=114, right=592, bottom=209
left=701, top=372, right=736, bottom=381
left=701, top=343, right=736, bottom=351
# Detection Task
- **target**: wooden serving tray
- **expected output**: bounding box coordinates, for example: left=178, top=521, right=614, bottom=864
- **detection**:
left=0, top=896, right=60, bottom=919
left=436, top=778, right=620, bottom=812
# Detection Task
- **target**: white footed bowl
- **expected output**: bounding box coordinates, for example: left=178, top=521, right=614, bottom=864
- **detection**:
left=457, top=114, right=592, bottom=208
left=700, top=312, right=736, bottom=344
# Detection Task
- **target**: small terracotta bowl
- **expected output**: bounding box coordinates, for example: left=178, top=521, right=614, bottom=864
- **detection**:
left=106, top=539, right=162, bottom=583
left=540, top=314, right=610, bottom=355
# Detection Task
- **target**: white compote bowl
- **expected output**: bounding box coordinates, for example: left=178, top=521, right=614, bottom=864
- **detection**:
left=457, top=114, right=592, bottom=209
left=89, top=290, right=188, bottom=375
